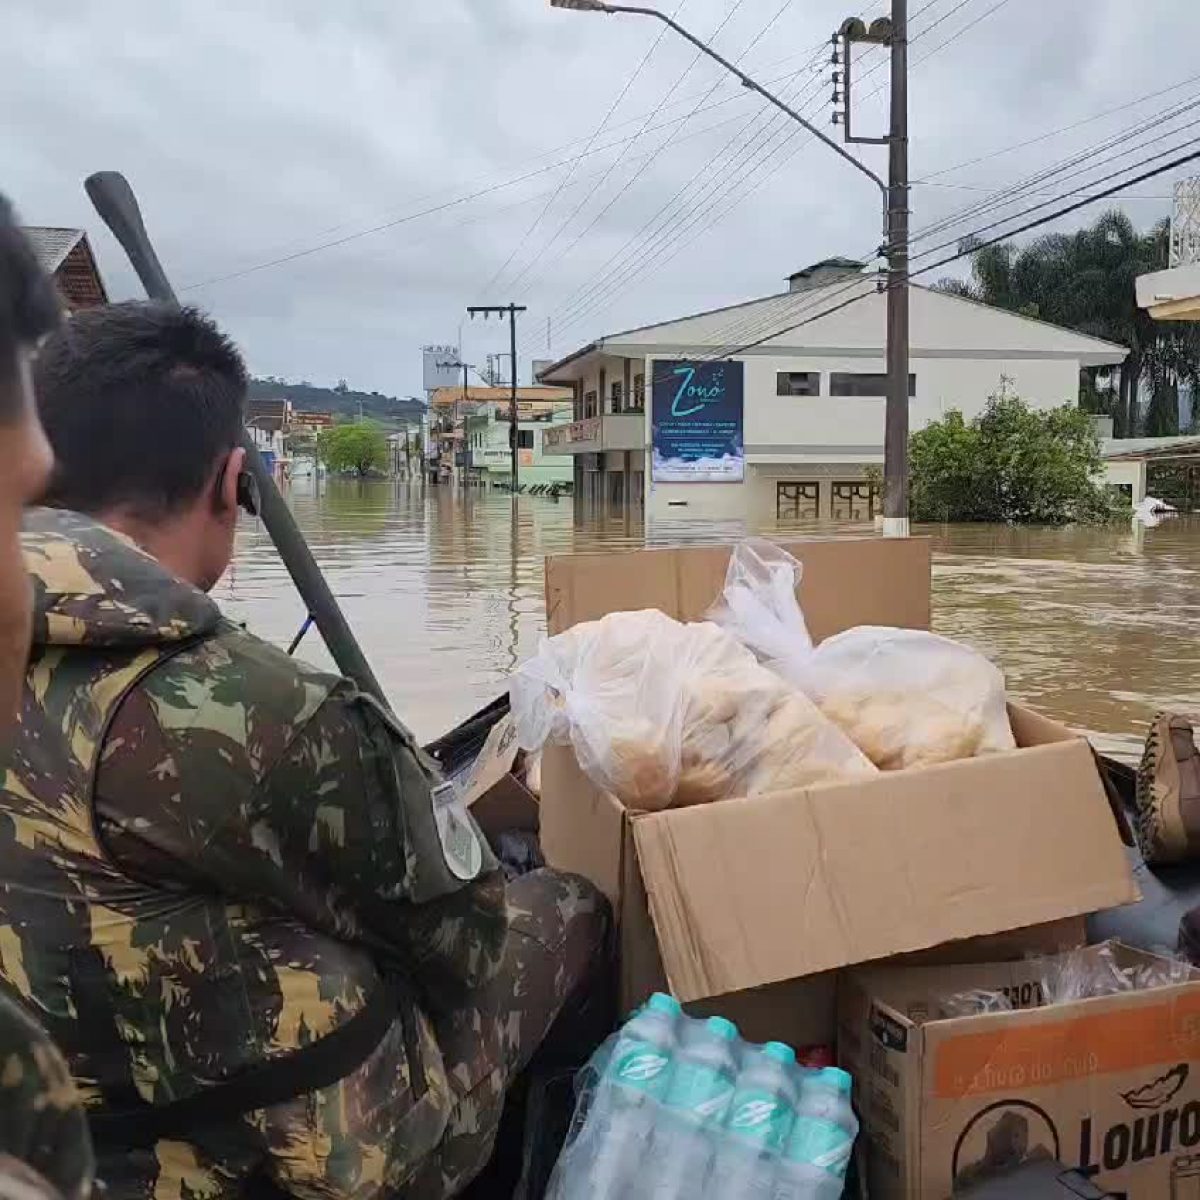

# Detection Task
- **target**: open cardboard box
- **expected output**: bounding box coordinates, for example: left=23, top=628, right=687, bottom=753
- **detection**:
left=839, top=942, right=1200, bottom=1199
left=539, top=540, right=1139, bottom=1047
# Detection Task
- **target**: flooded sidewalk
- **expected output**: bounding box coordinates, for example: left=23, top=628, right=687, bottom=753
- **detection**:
left=215, top=479, right=1200, bottom=756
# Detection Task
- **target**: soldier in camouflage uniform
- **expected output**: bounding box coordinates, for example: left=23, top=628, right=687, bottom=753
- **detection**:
left=0, top=196, right=92, bottom=1200
left=0, top=302, right=610, bottom=1200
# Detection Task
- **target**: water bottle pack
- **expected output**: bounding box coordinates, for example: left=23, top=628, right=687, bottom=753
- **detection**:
left=547, top=994, right=859, bottom=1200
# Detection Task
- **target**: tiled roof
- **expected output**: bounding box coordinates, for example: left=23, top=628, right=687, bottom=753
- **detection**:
left=22, top=227, right=85, bottom=274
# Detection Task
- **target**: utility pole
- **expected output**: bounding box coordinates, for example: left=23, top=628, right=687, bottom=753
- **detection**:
left=834, top=3, right=910, bottom=535
left=467, top=303, right=528, bottom=495
left=549, top=1, right=909, bottom=536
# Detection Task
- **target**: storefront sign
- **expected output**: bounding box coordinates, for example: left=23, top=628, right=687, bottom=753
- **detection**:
left=544, top=417, right=601, bottom=451
left=651, top=360, right=745, bottom=483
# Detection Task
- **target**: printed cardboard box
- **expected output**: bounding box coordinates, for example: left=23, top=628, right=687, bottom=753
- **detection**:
left=840, top=943, right=1200, bottom=1199
left=537, top=540, right=1137, bottom=1048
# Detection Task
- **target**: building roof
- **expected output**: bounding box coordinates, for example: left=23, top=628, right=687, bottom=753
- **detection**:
left=539, top=274, right=1129, bottom=380
left=787, top=257, right=865, bottom=282
left=428, top=384, right=573, bottom=408
left=1103, top=436, right=1200, bottom=462
left=23, top=227, right=85, bottom=273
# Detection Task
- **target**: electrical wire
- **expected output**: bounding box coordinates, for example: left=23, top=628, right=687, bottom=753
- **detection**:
left=504, top=0, right=759, bottom=300
left=549, top=0, right=1002, bottom=348
left=549, top=55, right=834, bottom=339
left=545, top=35, right=835, bottom=335
left=477, top=1, right=688, bottom=302
left=711, top=143, right=1200, bottom=364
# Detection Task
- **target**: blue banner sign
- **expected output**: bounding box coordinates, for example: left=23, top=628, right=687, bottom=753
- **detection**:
left=651, top=360, right=745, bottom=483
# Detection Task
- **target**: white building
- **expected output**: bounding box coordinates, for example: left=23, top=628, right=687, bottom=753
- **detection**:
left=539, top=260, right=1128, bottom=522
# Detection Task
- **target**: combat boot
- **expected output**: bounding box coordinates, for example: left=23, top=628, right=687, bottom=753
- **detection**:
left=1136, top=713, right=1200, bottom=864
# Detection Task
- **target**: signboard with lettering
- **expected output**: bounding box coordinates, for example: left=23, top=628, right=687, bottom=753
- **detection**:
left=543, top=417, right=602, bottom=451
left=651, top=360, right=745, bottom=483
left=423, top=344, right=462, bottom=392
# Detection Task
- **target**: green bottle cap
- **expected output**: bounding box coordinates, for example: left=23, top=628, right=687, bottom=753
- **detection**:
left=706, top=1016, right=739, bottom=1041
left=648, top=993, right=683, bottom=1017
left=763, top=1041, right=797, bottom=1066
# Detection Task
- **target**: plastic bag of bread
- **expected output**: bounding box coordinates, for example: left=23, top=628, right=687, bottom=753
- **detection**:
left=708, top=539, right=1017, bottom=770
left=510, top=608, right=874, bottom=811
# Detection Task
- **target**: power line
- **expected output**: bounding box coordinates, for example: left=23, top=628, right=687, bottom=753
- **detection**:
left=549, top=0, right=1001, bottom=349
left=546, top=27, right=836, bottom=335
left=713, top=143, right=1200, bottom=362
left=477, top=1, right=687, bottom=302
left=910, top=94, right=1200, bottom=247
left=694, top=127, right=1200, bottom=364
left=915, top=71, right=1200, bottom=184
left=505, top=0, right=758, bottom=301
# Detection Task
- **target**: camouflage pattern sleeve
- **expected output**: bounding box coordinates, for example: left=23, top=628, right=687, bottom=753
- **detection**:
left=248, top=692, right=511, bottom=997
left=0, top=992, right=92, bottom=1200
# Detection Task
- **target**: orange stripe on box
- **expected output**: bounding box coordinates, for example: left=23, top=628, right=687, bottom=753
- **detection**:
left=933, top=993, right=1200, bottom=1100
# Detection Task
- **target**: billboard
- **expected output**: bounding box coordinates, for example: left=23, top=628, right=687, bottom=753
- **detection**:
left=651, top=359, right=745, bottom=483
left=423, top=344, right=461, bottom=392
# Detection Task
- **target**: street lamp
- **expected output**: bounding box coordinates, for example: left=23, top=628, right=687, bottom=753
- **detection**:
left=548, top=0, right=910, bottom=537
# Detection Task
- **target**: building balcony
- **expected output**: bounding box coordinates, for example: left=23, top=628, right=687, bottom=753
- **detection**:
left=542, top=412, right=645, bottom=456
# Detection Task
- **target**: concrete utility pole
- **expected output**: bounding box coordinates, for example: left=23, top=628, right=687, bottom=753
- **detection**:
left=835, top=4, right=910, bottom=535
left=549, top=0, right=910, bottom=536
left=467, top=303, right=528, bottom=494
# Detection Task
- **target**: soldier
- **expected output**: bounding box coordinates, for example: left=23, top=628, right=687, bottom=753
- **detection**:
left=0, top=195, right=56, bottom=719
left=3, top=300, right=610, bottom=1200
left=0, top=195, right=93, bottom=1200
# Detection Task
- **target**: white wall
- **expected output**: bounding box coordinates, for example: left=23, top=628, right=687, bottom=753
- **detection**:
left=641, top=351, right=1082, bottom=521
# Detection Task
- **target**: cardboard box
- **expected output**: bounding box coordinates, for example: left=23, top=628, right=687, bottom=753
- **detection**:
left=463, top=715, right=539, bottom=839
left=840, top=943, right=1200, bottom=1199
left=538, top=540, right=1138, bottom=1047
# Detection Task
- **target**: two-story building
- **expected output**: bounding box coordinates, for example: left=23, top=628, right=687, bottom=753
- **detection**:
left=465, top=400, right=574, bottom=489
left=538, top=259, right=1128, bottom=522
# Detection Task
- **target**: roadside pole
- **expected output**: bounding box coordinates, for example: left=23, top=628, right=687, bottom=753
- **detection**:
left=548, top=1, right=910, bottom=535
left=467, top=304, right=528, bottom=495
left=885, top=0, right=910, bottom=537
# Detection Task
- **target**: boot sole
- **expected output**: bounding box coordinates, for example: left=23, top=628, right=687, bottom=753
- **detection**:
left=1136, top=713, right=1189, bottom=864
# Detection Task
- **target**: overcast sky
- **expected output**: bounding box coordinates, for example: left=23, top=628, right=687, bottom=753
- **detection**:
left=4, top=0, right=1198, bottom=397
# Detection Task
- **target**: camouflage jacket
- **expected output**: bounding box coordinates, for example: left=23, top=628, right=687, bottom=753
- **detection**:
left=0, top=990, right=93, bottom=1200
left=0, top=509, right=510, bottom=1200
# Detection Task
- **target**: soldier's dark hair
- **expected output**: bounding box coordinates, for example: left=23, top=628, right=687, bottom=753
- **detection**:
left=0, top=193, right=63, bottom=421
left=34, top=301, right=248, bottom=519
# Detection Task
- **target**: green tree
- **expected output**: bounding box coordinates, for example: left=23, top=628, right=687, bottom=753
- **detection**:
left=317, top=420, right=390, bottom=477
left=910, top=388, right=1114, bottom=524
left=935, top=212, right=1200, bottom=436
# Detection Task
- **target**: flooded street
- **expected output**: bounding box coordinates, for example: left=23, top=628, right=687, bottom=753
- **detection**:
left=215, top=479, right=1200, bottom=757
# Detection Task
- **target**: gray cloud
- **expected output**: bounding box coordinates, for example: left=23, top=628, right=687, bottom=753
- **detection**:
left=4, top=0, right=1197, bottom=394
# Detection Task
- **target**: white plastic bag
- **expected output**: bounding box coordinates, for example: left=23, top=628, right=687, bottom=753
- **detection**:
left=708, top=540, right=1017, bottom=771
left=510, top=608, right=874, bottom=811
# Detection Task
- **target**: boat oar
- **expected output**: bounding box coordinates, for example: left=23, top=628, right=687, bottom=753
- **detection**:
left=84, top=170, right=387, bottom=706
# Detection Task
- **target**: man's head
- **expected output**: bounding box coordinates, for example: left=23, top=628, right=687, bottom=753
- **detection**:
left=0, top=196, right=60, bottom=720
left=35, top=301, right=250, bottom=592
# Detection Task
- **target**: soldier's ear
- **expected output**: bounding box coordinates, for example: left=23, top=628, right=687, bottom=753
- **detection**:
left=211, top=447, right=245, bottom=516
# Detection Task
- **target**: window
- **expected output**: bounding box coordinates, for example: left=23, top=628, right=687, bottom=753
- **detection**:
left=632, top=374, right=646, bottom=411
left=517, top=429, right=535, bottom=450
left=611, top=381, right=624, bottom=413
left=777, top=482, right=820, bottom=519
left=583, top=390, right=598, bottom=418
left=776, top=372, right=820, bottom=397
left=830, top=372, right=916, bottom=398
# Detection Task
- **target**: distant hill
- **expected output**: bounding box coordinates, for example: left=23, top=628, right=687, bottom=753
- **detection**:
left=249, top=377, right=425, bottom=431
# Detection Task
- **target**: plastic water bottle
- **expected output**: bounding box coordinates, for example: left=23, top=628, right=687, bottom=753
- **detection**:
left=779, top=1067, right=859, bottom=1199
left=551, top=992, right=682, bottom=1199
left=715, top=1041, right=799, bottom=1197
left=643, top=1016, right=740, bottom=1198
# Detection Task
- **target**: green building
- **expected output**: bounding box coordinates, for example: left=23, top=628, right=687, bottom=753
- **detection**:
left=465, top=399, right=574, bottom=489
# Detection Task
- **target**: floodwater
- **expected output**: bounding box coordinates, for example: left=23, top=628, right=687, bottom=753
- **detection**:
left=214, top=478, right=1200, bottom=759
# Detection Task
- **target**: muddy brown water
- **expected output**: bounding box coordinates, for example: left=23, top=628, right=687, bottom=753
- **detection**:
left=215, top=478, right=1200, bottom=758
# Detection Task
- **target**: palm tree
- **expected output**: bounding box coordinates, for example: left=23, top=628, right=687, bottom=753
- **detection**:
left=934, top=211, right=1199, bottom=436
